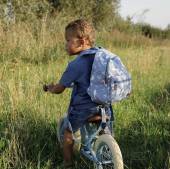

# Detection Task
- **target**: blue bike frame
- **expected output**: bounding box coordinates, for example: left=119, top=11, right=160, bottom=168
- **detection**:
left=72, top=107, right=114, bottom=165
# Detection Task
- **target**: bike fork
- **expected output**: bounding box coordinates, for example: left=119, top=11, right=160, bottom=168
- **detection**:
left=80, top=148, right=102, bottom=166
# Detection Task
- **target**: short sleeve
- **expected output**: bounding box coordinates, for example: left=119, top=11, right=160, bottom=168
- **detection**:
left=59, top=62, right=80, bottom=87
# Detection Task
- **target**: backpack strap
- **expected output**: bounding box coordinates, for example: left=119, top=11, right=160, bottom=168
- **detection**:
left=78, top=46, right=101, bottom=57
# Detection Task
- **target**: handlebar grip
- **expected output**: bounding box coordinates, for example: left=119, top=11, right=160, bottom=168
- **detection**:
left=43, top=85, right=48, bottom=92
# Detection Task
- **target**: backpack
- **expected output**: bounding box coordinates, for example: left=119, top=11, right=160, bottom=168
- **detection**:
left=86, top=47, right=132, bottom=105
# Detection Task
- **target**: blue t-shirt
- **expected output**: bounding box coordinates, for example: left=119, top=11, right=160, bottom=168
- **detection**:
left=59, top=49, right=99, bottom=110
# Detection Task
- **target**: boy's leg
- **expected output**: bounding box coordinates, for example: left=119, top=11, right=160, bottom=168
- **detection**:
left=63, top=129, right=74, bottom=166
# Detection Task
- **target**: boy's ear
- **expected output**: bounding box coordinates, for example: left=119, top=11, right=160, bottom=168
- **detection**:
left=79, top=38, right=86, bottom=46
left=79, top=37, right=90, bottom=46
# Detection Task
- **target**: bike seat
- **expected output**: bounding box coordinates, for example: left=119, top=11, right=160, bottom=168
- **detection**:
left=87, top=114, right=109, bottom=123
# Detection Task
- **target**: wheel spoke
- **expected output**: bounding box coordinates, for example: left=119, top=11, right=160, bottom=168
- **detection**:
left=96, top=143, right=114, bottom=169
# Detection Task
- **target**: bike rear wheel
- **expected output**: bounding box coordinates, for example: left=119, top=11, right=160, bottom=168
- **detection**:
left=94, top=134, right=123, bottom=169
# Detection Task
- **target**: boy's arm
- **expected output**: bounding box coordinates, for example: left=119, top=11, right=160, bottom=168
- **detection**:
left=44, top=61, right=80, bottom=94
left=43, top=83, right=65, bottom=94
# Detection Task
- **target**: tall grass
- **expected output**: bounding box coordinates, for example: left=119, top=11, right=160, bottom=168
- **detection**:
left=0, top=16, right=170, bottom=169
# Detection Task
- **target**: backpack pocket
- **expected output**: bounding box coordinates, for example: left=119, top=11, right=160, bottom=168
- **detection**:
left=87, top=83, right=110, bottom=105
left=110, top=78, right=131, bottom=102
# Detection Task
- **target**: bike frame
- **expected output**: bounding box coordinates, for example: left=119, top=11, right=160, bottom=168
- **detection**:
left=72, top=107, right=114, bottom=166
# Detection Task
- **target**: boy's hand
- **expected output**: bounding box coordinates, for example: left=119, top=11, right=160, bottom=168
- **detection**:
left=43, top=83, right=65, bottom=94
left=43, top=83, right=55, bottom=93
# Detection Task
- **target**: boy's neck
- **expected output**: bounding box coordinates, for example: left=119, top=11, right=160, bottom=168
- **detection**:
left=81, top=46, right=92, bottom=51
left=76, top=46, right=95, bottom=57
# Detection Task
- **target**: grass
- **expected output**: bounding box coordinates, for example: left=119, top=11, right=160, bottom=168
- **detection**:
left=0, top=18, right=170, bottom=169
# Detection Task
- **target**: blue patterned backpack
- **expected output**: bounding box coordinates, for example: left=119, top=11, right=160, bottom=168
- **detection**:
left=80, top=47, right=132, bottom=105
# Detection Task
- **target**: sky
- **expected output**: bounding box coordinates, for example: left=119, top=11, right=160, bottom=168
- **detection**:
left=119, top=0, right=170, bottom=29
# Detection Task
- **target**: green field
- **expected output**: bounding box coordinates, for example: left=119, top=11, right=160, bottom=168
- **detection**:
left=0, top=20, right=170, bottom=169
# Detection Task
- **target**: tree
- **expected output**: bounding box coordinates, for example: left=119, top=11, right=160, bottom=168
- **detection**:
left=1, top=0, right=120, bottom=29
left=49, top=0, right=120, bottom=28
left=5, top=0, right=15, bottom=24
left=166, top=24, right=170, bottom=30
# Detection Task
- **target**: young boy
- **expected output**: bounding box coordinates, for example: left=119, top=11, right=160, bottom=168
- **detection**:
left=43, top=19, right=110, bottom=168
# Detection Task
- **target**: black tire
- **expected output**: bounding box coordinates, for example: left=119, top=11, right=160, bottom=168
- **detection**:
left=94, top=134, right=123, bottom=169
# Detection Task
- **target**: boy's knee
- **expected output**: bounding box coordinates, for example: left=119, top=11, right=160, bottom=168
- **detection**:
left=65, top=137, right=73, bottom=145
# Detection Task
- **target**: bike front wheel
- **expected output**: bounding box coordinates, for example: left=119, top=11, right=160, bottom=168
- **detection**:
left=94, top=134, right=123, bottom=169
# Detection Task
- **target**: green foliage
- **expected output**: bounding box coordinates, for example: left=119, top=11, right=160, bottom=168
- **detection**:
left=55, top=0, right=119, bottom=28
left=0, top=28, right=170, bottom=168
left=112, top=16, right=170, bottom=40
left=1, top=0, right=170, bottom=39
left=0, top=0, right=52, bottom=22
left=0, top=0, right=120, bottom=29
left=136, top=23, right=167, bottom=39
left=0, top=1, right=170, bottom=169
left=13, top=0, right=52, bottom=21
